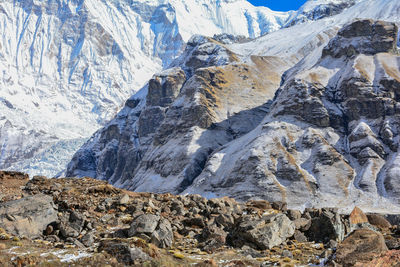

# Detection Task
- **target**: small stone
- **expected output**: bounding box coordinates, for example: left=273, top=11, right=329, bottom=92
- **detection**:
left=0, top=243, right=6, bottom=249
left=45, top=235, right=60, bottom=243
left=45, top=225, right=53, bottom=236
left=287, top=210, right=302, bottom=221
left=282, top=250, right=293, bottom=258
left=328, top=239, right=338, bottom=248
left=81, top=232, right=95, bottom=247
left=66, top=237, right=75, bottom=243
left=74, top=239, right=86, bottom=249
left=119, top=194, right=130, bottom=205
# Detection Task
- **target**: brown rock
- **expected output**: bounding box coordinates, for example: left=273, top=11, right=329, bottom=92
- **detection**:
left=349, top=207, right=368, bottom=225
left=335, top=228, right=388, bottom=266
left=246, top=200, right=272, bottom=210
left=367, top=214, right=392, bottom=230
left=362, top=250, right=400, bottom=267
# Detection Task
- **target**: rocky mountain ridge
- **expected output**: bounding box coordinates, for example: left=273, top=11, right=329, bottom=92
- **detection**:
left=0, top=0, right=298, bottom=177
left=68, top=9, right=400, bottom=211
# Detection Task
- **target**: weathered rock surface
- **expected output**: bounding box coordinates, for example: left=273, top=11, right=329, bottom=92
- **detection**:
left=128, top=214, right=174, bottom=248
left=322, top=19, right=398, bottom=58
left=231, top=213, right=295, bottom=249
left=67, top=35, right=289, bottom=195
left=183, top=19, right=400, bottom=211
left=0, top=194, right=57, bottom=237
left=335, top=228, right=388, bottom=266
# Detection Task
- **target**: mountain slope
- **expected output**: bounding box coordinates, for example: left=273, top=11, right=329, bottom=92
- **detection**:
left=0, top=0, right=295, bottom=176
left=67, top=0, right=400, bottom=211
left=66, top=34, right=290, bottom=187
left=186, top=19, right=400, bottom=211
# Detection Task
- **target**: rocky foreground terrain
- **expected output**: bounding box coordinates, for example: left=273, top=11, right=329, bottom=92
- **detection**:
left=1, top=170, right=400, bottom=266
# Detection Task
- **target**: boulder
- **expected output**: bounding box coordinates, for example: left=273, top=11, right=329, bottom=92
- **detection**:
left=367, top=214, right=392, bottom=230
left=349, top=207, right=369, bottom=225
left=0, top=194, right=57, bottom=237
left=128, top=214, right=160, bottom=237
left=306, top=209, right=346, bottom=242
left=199, top=224, right=227, bottom=253
left=151, top=218, right=173, bottom=248
left=99, top=240, right=151, bottom=265
left=128, top=214, right=173, bottom=248
left=335, top=228, right=388, bottom=266
left=230, top=214, right=295, bottom=249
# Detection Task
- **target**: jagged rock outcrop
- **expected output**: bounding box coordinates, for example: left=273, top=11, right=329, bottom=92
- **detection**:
left=0, top=0, right=297, bottom=177
left=67, top=8, right=400, bottom=211
left=184, top=19, right=400, bottom=210
left=285, top=0, right=359, bottom=27
left=67, top=35, right=290, bottom=192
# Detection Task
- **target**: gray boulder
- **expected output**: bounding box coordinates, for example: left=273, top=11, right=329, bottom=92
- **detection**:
left=231, top=213, right=295, bottom=249
left=0, top=194, right=57, bottom=237
left=128, top=214, right=160, bottom=237
left=306, top=209, right=346, bottom=242
left=128, top=214, right=173, bottom=248
left=151, top=218, right=173, bottom=248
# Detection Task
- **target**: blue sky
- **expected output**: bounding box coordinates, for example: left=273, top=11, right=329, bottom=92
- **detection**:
left=248, top=0, right=307, bottom=11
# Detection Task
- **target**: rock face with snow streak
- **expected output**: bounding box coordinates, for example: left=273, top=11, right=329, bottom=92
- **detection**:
left=0, top=0, right=293, bottom=177
left=285, top=0, right=359, bottom=27
left=66, top=35, right=290, bottom=189
left=186, top=19, right=400, bottom=209
left=68, top=18, right=400, bottom=212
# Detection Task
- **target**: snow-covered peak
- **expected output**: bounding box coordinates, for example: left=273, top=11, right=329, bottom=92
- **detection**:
left=285, top=0, right=360, bottom=26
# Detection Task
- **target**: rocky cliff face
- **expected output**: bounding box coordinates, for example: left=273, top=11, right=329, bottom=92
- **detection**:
left=66, top=35, right=290, bottom=190
left=285, top=0, right=359, bottom=27
left=68, top=18, right=400, bottom=211
left=0, top=0, right=294, bottom=177
left=186, top=19, right=400, bottom=210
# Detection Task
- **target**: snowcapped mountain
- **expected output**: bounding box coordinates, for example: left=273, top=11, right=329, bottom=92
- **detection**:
left=67, top=0, right=400, bottom=212
left=0, top=0, right=297, bottom=176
